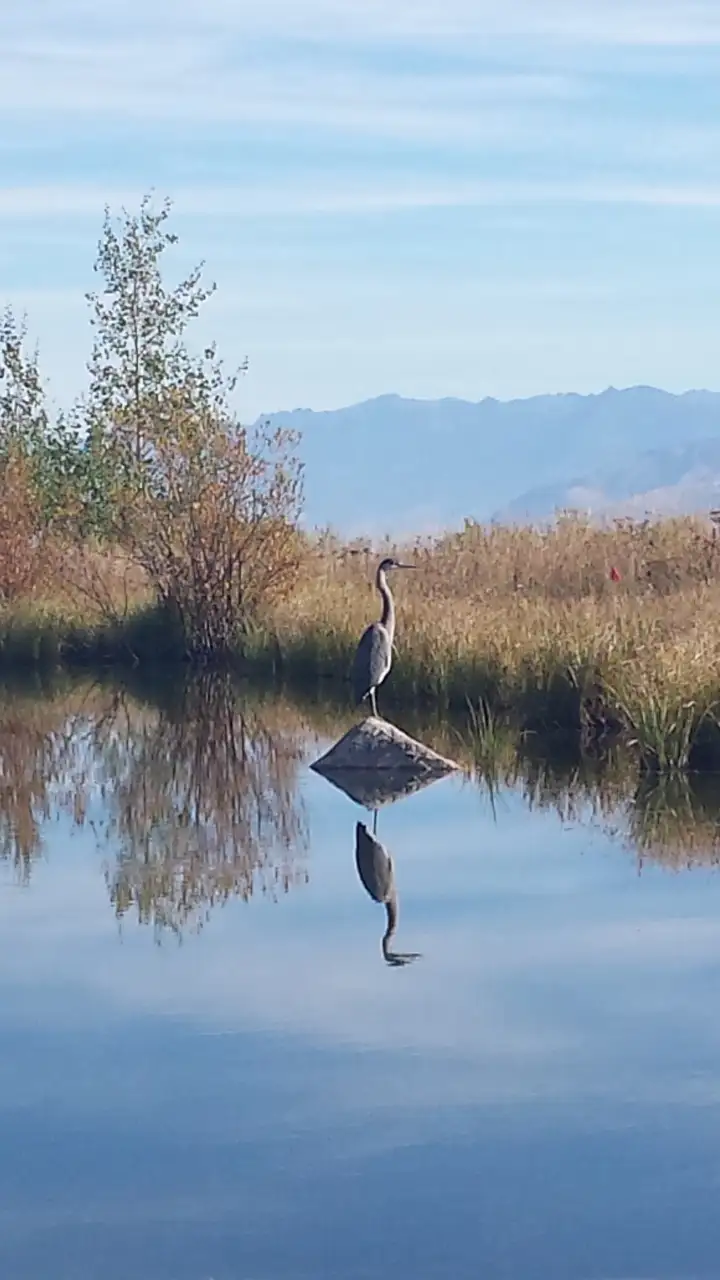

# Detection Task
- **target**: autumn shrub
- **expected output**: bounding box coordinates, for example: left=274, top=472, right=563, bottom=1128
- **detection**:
left=114, top=399, right=303, bottom=654
left=0, top=449, right=49, bottom=603
left=60, top=197, right=304, bottom=653
left=60, top=542, right=149, bottom=624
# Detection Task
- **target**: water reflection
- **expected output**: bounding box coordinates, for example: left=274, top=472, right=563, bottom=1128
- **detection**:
left=316, top=764, right=448, bottom=810
left=311, top=732, right=441, bottom=965
left=629, top=773, right=720, bottom=870
left=91, top=675, right=310, bottom=934
left=497, top=751, right=720, bottom=870
left=0, top=681, right=93, bottom=878
left=2, top=676, right=720, bottom=938
left=6, top=687, right=720, bottom=1278
left=0, top=675, right=310, bottom=935
left=354, top=820, right=421, bottom=967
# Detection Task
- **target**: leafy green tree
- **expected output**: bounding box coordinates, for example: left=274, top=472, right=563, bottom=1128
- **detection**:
left=0, top=308, right=48, bottom=452
left=0, top=309, right=99, bottom=533
left=85, top=194, right=230, bottom=467
left=0, top=195, right=304, bottom=643
left=82, top=193, right=303, bottom=649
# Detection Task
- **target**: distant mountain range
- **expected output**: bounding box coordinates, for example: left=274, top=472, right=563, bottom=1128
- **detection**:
left=258, top=387, right=720, bottom=534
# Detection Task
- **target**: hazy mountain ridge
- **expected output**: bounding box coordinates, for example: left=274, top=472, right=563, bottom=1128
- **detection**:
left=258, top=388, right=720, bottom=533
left=497, top=436, right=720, bottom=523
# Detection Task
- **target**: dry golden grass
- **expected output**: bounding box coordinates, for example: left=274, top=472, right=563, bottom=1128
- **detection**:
left=5, top=512, right=720, bottom=770
left=265, top=515, right=720, bottom=771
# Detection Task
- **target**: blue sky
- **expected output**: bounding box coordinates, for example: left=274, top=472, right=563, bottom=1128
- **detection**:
left=2, top=0, right=720, bottom=418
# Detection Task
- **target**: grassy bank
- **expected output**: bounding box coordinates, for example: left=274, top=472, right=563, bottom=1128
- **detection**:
left=4, top=515, right=720, bottom=773
left=261, top=516, right=720, bottom=774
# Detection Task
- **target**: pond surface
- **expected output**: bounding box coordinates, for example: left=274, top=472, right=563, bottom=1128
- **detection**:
left=2, top=677, right=720, bottom=1279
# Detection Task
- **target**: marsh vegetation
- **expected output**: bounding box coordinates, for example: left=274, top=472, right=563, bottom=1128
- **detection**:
left=3, top=196, right=720, bottom=773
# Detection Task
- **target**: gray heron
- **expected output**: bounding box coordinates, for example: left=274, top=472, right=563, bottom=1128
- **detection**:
left=352, top=556, right=414, bottom=718
left=355, top=821, right=420, bottom=966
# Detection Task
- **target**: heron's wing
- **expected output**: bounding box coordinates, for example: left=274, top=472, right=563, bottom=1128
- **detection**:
left=352, top=622, right=392, bottom=701
left=355, top=822, right=394, bottom=903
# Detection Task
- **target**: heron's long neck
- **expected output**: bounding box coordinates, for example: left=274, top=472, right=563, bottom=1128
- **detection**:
left=377, top=568, right=395, bottom=642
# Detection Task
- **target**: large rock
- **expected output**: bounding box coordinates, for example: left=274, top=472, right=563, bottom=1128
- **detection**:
left=310, top=715, right=459, bottom=808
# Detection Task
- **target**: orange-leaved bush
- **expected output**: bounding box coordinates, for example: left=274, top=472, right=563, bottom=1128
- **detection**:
left=116, top=394, right=303, bottom=655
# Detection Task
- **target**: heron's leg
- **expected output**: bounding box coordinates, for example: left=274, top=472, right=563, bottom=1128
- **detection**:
left=370, top=688, right=378, bottom=717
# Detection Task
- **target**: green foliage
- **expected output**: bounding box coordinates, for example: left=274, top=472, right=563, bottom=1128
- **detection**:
left=0, top=193, right=305, bottom=647
left=611, top=687, right=711, bottom=773
left=0, top=309, right=108, bottom=533
left=85, top=194, right=236, bottom=465
left=78, top=196, right=302, bottom=648
left=0, top=308, right=47, bottom=451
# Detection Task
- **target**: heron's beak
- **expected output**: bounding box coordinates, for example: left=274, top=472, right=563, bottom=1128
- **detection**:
left=396, top=563, right=416, bottom=570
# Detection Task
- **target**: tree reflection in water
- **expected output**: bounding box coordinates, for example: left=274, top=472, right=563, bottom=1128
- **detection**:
left=92, top=675, right=310, bottom=935
left=0, top=675, right=310, bottom=935
left=0, top=680, right=97, bottom=880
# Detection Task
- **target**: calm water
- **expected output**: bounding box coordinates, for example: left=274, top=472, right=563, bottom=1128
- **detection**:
left=2, top=677, right=720, bottom=1279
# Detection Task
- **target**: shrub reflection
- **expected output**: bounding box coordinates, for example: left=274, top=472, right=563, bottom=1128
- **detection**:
left=94, top=675, right=310, bottom=934
left=0, top=675, right=309, bottom=932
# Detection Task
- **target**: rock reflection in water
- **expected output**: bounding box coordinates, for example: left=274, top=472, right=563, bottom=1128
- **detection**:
left=319, top=764, right=447, bottom=811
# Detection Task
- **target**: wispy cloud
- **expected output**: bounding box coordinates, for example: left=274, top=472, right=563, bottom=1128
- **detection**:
left=3, top=1, right=719, bottom=144
left=4, top=178, right=720, bottom=222
left=0, top=41, right=575, bottom=151
left=13, top=0, right=720, bottom=47
left=2, top=0, right=720, bottom=413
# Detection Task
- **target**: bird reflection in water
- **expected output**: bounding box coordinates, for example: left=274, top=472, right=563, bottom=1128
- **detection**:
left=354, top=819, right=421, bottom=967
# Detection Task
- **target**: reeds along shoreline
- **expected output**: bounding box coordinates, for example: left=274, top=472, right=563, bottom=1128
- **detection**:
left=3, top=514, right=720, bottom=773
